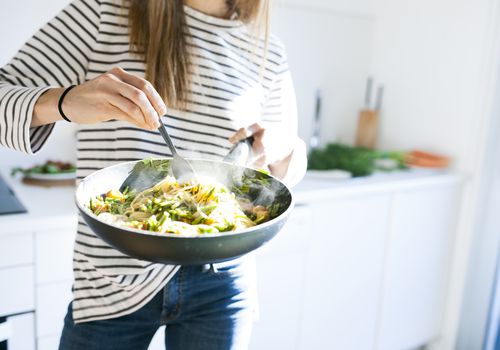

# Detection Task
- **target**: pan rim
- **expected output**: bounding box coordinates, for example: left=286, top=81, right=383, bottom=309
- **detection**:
left=75, top=158, right=295, bottom=240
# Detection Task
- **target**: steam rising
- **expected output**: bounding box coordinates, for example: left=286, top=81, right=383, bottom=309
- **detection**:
left=188, top=159, right=287, bottom=213
left=126, top=138, right=288, bottom=216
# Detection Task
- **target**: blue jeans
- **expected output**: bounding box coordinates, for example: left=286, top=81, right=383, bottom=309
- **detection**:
left=59, top=257, right=257, bottom=350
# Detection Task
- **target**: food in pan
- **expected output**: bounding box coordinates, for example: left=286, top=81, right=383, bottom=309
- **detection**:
left=88, top=176, right=280, bottom=236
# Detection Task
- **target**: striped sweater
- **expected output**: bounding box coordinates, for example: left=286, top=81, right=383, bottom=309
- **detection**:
left=0, top=0, right=298, bottom=323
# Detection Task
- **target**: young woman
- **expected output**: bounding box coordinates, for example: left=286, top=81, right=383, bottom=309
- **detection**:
left=0, top=0, right=306, bottom=348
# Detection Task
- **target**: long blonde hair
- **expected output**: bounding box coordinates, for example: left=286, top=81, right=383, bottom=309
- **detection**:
left=128, top=0, right=269, bottom=109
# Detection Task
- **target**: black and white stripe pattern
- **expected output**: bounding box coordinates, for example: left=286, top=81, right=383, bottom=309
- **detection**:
left=0, top=0, right=297, bottom=323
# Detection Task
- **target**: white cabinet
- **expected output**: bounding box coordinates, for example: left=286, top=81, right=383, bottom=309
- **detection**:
left=251, top=194, right=391, bottom=350
left=36, top=282, right=72, bottom=338
left=0, top=232, right=34, bottom=268
left=0, top=266, right=35, bottom=316
left=376, top=184, right=461, bottom=350
left=37, top=335, right=61, bottom=350
left=0, top=223, right=75, bottom=349
left=250, top=205, right=311, bottom=350
left=251, top=253, right=307, bottom=350
left=0, top=231, right=36, bottom=349
left=35, top=228, right=75, bottom=284
left=34, top=225, right=76, bottom=346
left=249, top=174, right=462, bottom=350
left=1, top=312, right=35, bottom=350
left=300, top=194, right=391, bottom=350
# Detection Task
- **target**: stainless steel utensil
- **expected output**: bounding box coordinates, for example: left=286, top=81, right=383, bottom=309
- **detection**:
left=375, top=85, right=384, bottom=111
left=309, top=89, right=322, bottom=150
left=157, top=122, right=196, bottom=182
left=223, top=136, right=254, bottom=166
left=365, top=77, right=373, bottom=108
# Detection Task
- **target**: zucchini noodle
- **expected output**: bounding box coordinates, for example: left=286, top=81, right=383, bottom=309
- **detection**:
left=88, top=176, right=274, bottom=236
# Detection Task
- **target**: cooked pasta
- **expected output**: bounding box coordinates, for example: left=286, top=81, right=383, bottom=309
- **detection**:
left=88, top=176, right=274, bottom=235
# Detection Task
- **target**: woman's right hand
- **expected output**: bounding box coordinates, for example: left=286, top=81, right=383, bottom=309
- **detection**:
left=32, top=67, right=166, bottom=130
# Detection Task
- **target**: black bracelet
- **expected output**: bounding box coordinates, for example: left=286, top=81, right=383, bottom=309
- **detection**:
left=58, top=85, right=76, bottom=122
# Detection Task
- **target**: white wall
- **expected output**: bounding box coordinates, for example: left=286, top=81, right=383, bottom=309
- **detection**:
left=368, top=0, right=500, bottom=349
left=0, top=0, right=76, bottom=169
left=271, top=1, right=374, bottom=147
left=282, top=0, right=374, bottom=18
left=457, top=26, right=500, bottom=349
left=369, top=0, right=491, bottom=170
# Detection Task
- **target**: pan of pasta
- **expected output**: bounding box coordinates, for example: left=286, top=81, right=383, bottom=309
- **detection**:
left=75, top=158, right=294, bottom=265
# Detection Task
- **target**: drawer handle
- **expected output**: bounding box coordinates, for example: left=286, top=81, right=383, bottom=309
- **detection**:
left=0, top=320, right=12, bottom=342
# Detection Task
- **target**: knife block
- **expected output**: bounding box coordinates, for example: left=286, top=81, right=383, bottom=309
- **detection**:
left=355, top=109, right=379, bottom=149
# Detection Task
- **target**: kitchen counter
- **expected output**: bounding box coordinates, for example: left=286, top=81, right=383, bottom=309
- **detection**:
left=294, top=168, right=462, bottom=204
left=0, top=170, right=77, bottom=236
left=0, top=168, right=462, bottom=236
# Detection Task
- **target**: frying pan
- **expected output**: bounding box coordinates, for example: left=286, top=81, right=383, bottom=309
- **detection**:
left=75, top=158, right=294, bottom=265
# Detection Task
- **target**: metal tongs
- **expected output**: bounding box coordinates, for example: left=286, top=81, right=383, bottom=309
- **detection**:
left=223, top=136, right=254, bottom=166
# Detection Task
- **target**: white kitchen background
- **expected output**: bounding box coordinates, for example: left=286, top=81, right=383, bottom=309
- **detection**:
left=1, top=0, right=500, bottom=349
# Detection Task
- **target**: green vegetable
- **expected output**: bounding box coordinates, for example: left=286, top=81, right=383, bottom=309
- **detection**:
left=308, top=143, right=375, bottom=177
left=375, top=151, right=408, bottom=171
left=11, top=160, right=76, bottom=176
left=268, top=203, right=280, bottom=218
left=308, top=143, right=407, bottom=177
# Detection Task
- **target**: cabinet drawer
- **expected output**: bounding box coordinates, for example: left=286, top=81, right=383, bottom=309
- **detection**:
left=0, top=266, right=35, bottom=316
left=2, top=312, right=35, bottom=350
left=0, top=232, right=34, bottom=268
left=36, top=228, right=75, bottom=284
left=36, top=282, right=72, bottom=338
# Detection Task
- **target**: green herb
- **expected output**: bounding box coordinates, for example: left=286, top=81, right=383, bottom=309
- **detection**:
left=308, top=143, right=375, bottom=177
left=11, top=160, right=76, bottom=176
left=308, top=143, right=407, bottom=177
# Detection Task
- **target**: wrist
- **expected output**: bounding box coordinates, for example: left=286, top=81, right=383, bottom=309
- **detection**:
left=58, top=85, right=77, bottom=122
left=32, top=87, right=66, bottom=127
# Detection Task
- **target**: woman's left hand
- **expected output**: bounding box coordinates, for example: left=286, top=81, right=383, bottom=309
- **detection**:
left=229, top=122, right=294, bottom=172
left=229, top=122, right=307, bottom=185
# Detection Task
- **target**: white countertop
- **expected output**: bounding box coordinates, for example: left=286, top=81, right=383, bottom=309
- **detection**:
left=0, top=170, right=77, bottom=236
left=293, top=168, right=463, bottom=204
left=0, top=167, right=462, bottom=236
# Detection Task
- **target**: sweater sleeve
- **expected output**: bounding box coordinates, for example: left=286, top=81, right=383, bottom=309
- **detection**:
left=260, top=50, right=307, bottom=186
left=0, top=0, right=101, bottom=154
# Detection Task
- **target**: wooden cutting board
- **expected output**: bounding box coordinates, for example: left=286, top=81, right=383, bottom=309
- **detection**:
left=21, top=177, right=75, bottom=187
